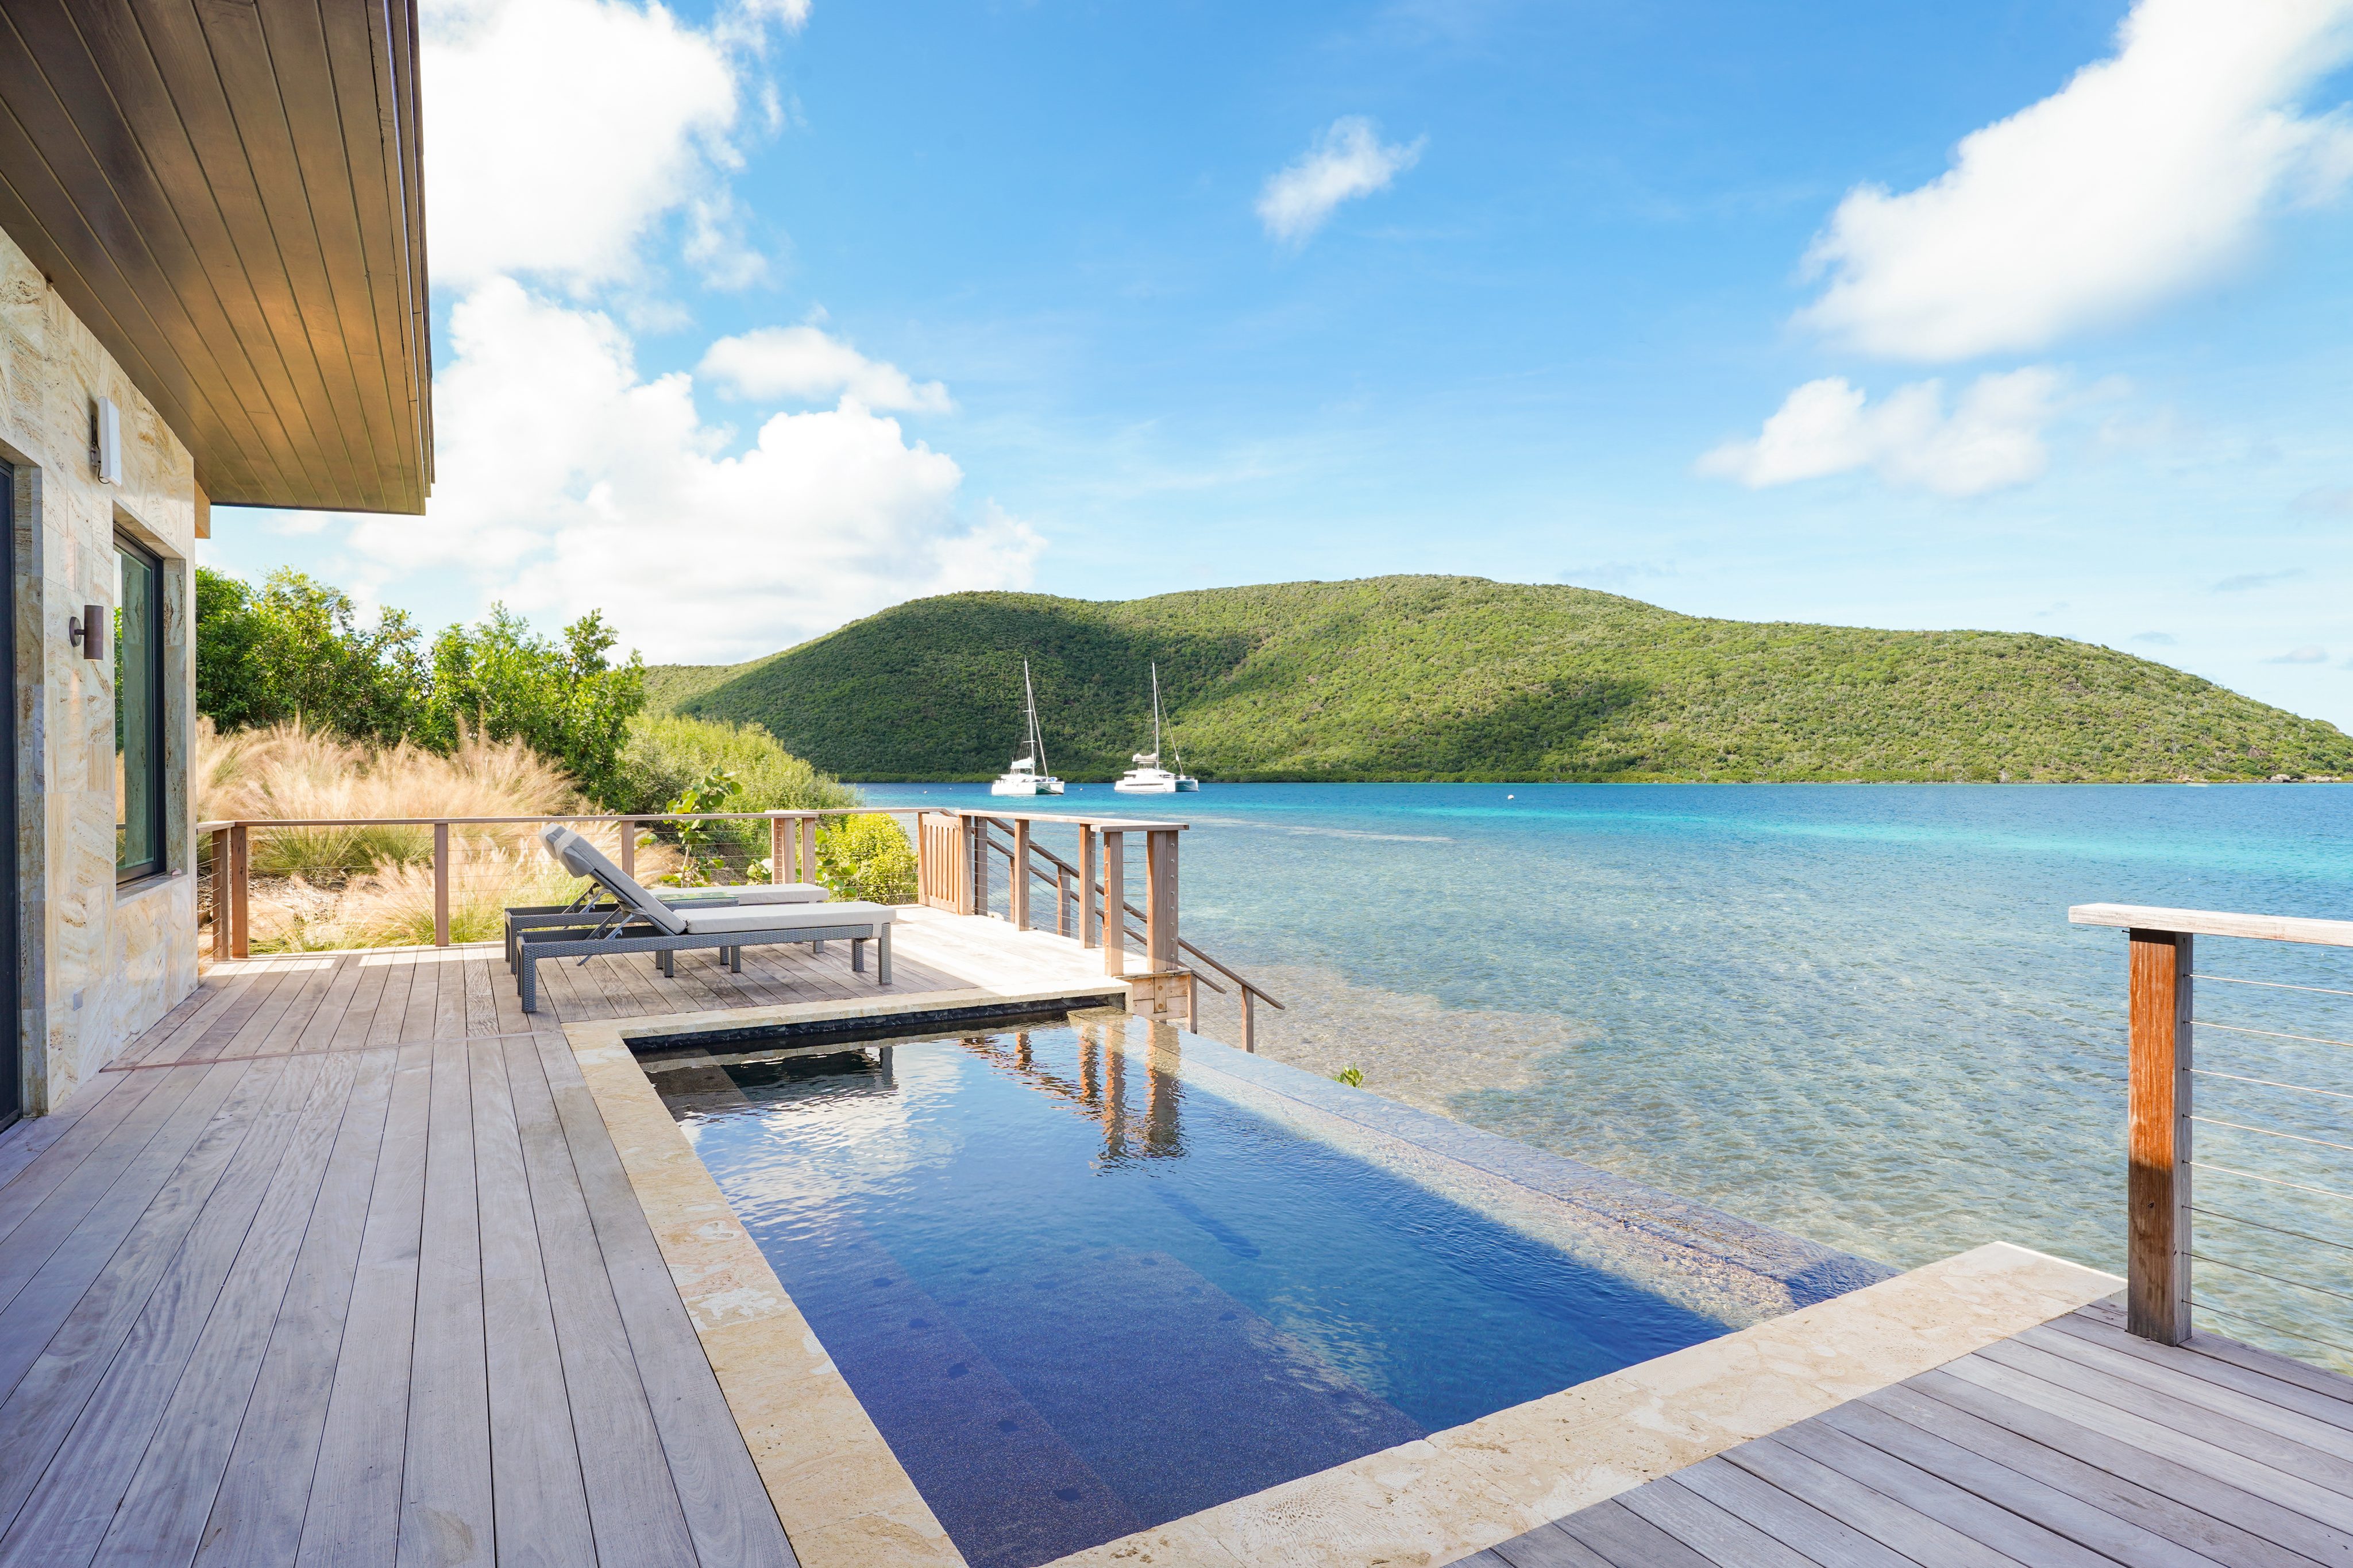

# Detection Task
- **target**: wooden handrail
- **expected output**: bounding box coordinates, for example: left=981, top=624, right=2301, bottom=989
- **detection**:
left=2070, top=904, right=2353, bottom=948
left=2076, top=901, right=2350, bottom=1353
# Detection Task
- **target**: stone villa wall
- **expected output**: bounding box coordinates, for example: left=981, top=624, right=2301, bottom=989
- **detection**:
left=1, top=223, right=200, bottom=1113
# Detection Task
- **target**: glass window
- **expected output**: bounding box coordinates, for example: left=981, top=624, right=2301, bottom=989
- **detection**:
left=115, top=536, right=165, bottom=882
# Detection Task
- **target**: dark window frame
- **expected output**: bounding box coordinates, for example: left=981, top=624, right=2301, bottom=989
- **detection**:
left=2, top=458, right=17, bottom=1126
left=114, top=529, right=167, bottom=885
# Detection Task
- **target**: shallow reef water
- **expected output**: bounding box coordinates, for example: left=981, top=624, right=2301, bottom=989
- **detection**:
left=861, top=781, right=2353, bottom=1364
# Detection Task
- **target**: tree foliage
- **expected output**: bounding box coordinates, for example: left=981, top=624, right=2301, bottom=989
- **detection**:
left=655, top=576, right=2353, bottom=783
left=194, top=567, right=425, bottom=740
left=195, top=567, right=649, bottom=805
left=416, top=606, right=645, bottom=807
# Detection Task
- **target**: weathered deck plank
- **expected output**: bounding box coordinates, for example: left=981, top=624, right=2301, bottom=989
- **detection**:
left=399, top=1033, right=494, bottom=1568
left=473, top=1032, right=597, bottom=1567
left=0, top=912, right=1126, bottom=1566
left=1455, top=1305, right=2353, bottom=1568
left=194, top=1045, right=399, bottom=1568
left=298, top=1037, right=435, bottom=1568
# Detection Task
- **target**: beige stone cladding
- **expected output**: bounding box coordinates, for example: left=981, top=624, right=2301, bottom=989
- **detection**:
left=2, top=222, right=200, bottom=1113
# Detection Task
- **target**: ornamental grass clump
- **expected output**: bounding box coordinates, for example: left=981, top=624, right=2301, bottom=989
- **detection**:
left=197, top=717, right=580, bottom=879
left=198, top=718, right=689, bottom=953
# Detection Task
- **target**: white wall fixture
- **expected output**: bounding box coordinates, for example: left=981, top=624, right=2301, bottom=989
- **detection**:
left=93, top=396, right=121, bottom=484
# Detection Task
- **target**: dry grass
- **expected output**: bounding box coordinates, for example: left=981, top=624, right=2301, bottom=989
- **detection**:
left=199, top=720, right=684, bottom=953
left=199, top=719, right=581, bottom=876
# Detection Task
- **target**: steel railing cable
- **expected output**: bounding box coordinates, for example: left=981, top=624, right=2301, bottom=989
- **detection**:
left=2193, top=972, right=2353, bottom=1001
left=2191, top=1203, right=2353, bottom=1258
left=2193, top=1020, right=2353, bottom=1051
left=2190, top=1115, right=2353, bottom=1157
left=2188, top=1160, right=2353, bottom=1204
left=2191, top=1067, right=2353, bottom=1103
left=2193, top=1299, right=2353, bottom=1361
left=2190, top=1253, right=2353, bottom=1308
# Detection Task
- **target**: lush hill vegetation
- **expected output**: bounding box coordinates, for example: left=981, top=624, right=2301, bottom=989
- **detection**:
left=652, top=577, right=2353, bottom=783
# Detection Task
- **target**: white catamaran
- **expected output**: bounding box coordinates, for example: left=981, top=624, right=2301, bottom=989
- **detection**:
left=1113, top=663, right=1198, bottom=793
left=991, top=661, right=1066, bottom=796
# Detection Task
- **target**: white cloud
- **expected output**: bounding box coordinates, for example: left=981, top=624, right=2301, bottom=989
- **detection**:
left=699, top=326, right=954, bottom=414
left=1256, top=117, right=1425, bottom=246
left=1698, top=368, right=2065, bottom=497
left=1799, top=0, right=2353, bottom=361
left=422, top=0, right=775, bottom=290
left=2269, top=646, right=2331, bottom=663
left=345, top=282, right=1038, bottom=663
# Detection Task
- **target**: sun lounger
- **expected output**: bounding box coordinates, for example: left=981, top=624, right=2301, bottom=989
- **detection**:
left=511, top=824, right=893, bottom=1012
left=504, top=825, right=833, bottom=965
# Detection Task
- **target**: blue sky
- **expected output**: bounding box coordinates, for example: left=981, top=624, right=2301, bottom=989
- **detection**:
left=205, top=0, right=2353, bottom=726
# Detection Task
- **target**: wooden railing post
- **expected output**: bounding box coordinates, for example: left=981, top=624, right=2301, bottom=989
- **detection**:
left=802, top=816, right=818, bottom=886
left=1012, top=817, right=1032, bottom=930
left=431, top=821, right=451, bottom=947
left=967, top=815, right=989, bottom=916
left=1144, top=827, right=1178, bottom=971
left=1058, top=867, right=1071, bottom=936
left=1100, top=829, right=1124, bottom=975
left=770, top=815, right=788, bottom=884
left=1240, top=988, right=1255, bottom=1053
left=227, top=824, right=250, bottom=959
left=1078, top=825, right=1098, bottom=949
left=619, top=817, right=636, bottom=882
left=2127, top=928, right=2193, bottom=1345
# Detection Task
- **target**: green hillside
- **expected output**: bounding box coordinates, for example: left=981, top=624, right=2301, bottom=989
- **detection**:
left=655, top=577, right=2353, bottom=782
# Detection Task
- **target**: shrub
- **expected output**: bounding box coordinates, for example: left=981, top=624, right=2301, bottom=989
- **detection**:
left=815, top=814, right=917, bottom=905
left=620, top=716, right=862, bottom=877
left=618, top=715, right=860, bottom=815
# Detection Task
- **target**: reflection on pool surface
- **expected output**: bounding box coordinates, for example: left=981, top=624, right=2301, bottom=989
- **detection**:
left=652, top=1012, right=1876, bottom=1568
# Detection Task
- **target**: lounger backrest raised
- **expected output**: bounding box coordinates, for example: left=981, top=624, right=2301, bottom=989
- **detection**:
left=537, top=824, right=687, bottom=935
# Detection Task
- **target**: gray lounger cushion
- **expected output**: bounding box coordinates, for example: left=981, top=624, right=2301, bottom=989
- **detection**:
left=673, top=899, right=894, bottom=936
left=537, top=825, right=836, bottom=922
left=538, top=824, right=685, bottom=933
left=664, top=883, right=829, bottom=905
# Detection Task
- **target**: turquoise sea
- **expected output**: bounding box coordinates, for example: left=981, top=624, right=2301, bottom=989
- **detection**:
left=856, top=782, right=2353, bottom=1360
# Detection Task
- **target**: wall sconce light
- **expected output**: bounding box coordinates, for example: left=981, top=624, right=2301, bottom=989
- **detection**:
left=91, top=397, right=121, bottom=485
left=68, top=605, right=105, bottom=661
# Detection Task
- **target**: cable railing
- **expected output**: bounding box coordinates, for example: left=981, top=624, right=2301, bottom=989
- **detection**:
left=195, top=804, right=1284, bottom=1051
left=2070, top=902, right=2353, bottom=1370
left=915, top=808, right=1284, bottom=1049
left=197, top=808, right=905, bottom=960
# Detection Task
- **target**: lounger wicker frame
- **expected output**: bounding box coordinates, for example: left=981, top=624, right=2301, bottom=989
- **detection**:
left=513, top=917, right=890, bottom=1013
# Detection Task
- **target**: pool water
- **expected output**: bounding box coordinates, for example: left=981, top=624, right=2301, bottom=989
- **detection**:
left=653, top=1011, right=1881, bottom=1568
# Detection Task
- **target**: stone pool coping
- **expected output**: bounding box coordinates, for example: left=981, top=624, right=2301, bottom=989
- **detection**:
left=565, top=1005, right=2120, bottom=1568
left=1045, top=1241, right=2117, bottom=1567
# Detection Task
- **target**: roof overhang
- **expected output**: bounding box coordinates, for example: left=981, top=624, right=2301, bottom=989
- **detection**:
left=0, top=0, right=433, bottom=515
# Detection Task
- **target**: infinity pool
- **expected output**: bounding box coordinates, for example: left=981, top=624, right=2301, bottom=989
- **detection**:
left=650, top=1010, right=1886, bottom=1568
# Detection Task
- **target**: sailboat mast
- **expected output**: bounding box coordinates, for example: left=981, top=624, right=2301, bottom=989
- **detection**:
left=1025, top=661, right=1048, bottom=775
left=1151, top=662, right=1162, bottom=756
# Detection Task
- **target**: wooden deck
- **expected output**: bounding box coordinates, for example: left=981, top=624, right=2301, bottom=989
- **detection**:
left=0, top=909, right=1121, bottom=1567
left=1455, top=1300, right=2353, bottom=1568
